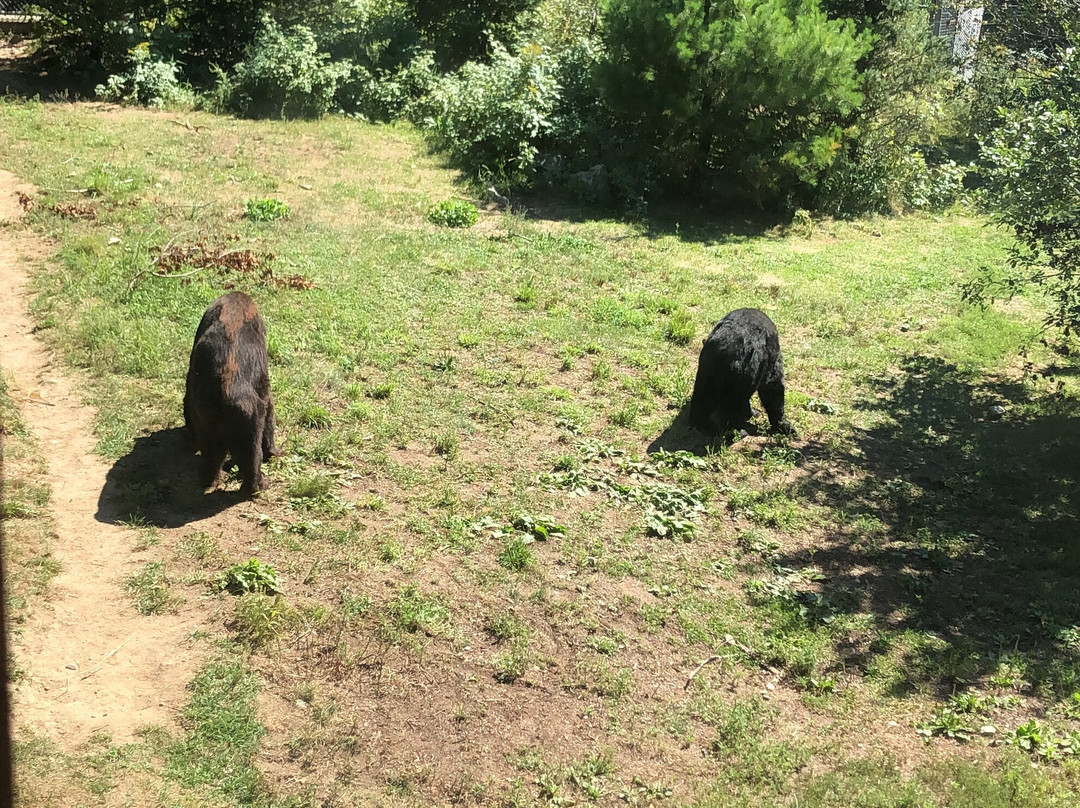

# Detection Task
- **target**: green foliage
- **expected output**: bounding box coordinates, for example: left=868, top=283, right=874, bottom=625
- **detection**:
left=220, top=16, right=350, bottom=119
left=1006, top=720, right=1080, bottom=762
left=404, top=0, right=542, bottom=69
left=125, top=561, right=178, bottom=614
left=819, top=5, right=966, bottom=215
left=244, top=196, right=291, bottom=221
left=419, top=41, right=560, bottom=185
left=35, top=1, right=169, bottom=78
left=427, top=198, right=479, bottom=227
left=664, top=309, right=695, bottom=344
left=232, top=594, right=294, bottom=648
left=916, top=708, right=974, bottom=742
left=96, top=45, right=196, bottom=108
left=166, top=657, right=267, bottom=802
left=974, top=44, right=1080, bottom=335
left=597, top=0, right=872, bottom=208
left=174, top=0, right=277, bottom=77
left=312, top=3, right=436, bottom=122
left=382, top=584, right=449, bottom=636
left=219, top=558, right=283, bottom=594
left=498, top=535, right=537, bottom=572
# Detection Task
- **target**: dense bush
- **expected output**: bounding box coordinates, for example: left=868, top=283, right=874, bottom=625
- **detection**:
left=595, top=0, right=873, bottom=209
left=419, top=41, right=559, bottom=184
left=95, top=45, right=195, bottom=108
left=974, top=46, right=1080, bottom=335
left=313, top=2, right=435, bottom=121
left=818, top=4, right=966, bottom=214
left=217, top=17, right=349, bottom=119
left=404, top=0, right=542, bottom=69
left=173, top=0, right=276, bottom=80
left=35, top=1, right=169, bottom=79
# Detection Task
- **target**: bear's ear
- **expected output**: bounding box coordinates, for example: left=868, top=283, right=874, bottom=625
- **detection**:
left=702, top=337, right=707, bottom=346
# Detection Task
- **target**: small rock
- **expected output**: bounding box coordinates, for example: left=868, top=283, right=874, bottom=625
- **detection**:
left=108, top=236, right=121, bottom=245
left=299, top=183, right=312, bottom=190
left=569, top=164, right=611, bottom=204
left=296, top=700, right=309, bottom=710
left=981, top=725, right=997, bottom=735
left=65, top=662, right=78, bottom=670
left=899, top=323, right=910, bottom=332
left=988, top=405, right=1006, bottom=420
left=765, top=683, right=775, bottom=691
left=888, top=721, right=898, bottom=728
left=871, top=230, right=882, bottom=237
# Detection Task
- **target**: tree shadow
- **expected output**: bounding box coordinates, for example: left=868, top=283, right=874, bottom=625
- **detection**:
left=95, top=427, right=242, bottom=528
left=776, top=354, right=1080, bottom=697
left=516, top=188, right=786, bottom=246
left=0, top=35, right=98, bottom=101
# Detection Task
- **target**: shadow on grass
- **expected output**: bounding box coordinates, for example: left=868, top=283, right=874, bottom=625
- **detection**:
left=646, top=407, right=711, bottom=455
left=95, top=427, right=241, bottom=528
left=518, top=188, right=787, bottom=246
left=781, top=354, right=1080, bottom=697
left=647, top=404, right=784, bottom=455
left=0, top=36, right=99, bottom=101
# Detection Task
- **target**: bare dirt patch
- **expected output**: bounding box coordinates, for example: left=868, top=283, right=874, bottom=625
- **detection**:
left=0, top=169, right=208, bottom=744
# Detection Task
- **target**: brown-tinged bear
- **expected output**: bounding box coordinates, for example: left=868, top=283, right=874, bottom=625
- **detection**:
left=184, top=292, right=279, bottom=497
left=688, top=308, right=795, bottom=437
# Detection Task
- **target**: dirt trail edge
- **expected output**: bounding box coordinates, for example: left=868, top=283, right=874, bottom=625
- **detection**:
left=0, top=169, right=206, bottom=743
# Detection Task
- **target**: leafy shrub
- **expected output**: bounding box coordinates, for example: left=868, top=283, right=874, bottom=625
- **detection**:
left=174, top=0, right=276, bottom=77
left=337, top=51, right=438, bottom=122
left=818, top=5, right=965, bottom=215
left=973, top=44, right=1080, bottom=335
left=404, top=0, right=542, bottom=69
left=96, top=45, right=195, bottom=108
left=244, top=197, right=290, bottom=221
left=219, top=558, right=283, bottom=595
left=427, top=199, right=479, bottom=227
left=418, top=41, right=560, bottom=185
left=36, top=1, right=167, bottom=79
left=219, top=16, right=350, bottom=119
left=309, top=1, right=437, bottom=121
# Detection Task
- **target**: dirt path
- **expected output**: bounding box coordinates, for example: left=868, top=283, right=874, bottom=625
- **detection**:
left=0, top=169, right=207, bottom=743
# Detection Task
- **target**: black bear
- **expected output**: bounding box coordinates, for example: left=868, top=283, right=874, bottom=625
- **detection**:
left=688, top=308, right=794, bottom=437
left=184, top=292, right=279, bottom=497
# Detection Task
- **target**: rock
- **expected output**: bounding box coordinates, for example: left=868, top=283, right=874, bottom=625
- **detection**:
left=569, top=164, right=610, bottom=203
left=65, top=662, right=78, bottom=670
left=981, top=725, right=997, bottom=735
left=806, top=399, right=837, bottom=415
left=988, top=405, right=1006, bottom=420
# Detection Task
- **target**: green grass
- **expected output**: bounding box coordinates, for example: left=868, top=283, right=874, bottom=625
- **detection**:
left=124, top=561, right=179, bottom=614
left=2, top=98, right=1079, bottom=807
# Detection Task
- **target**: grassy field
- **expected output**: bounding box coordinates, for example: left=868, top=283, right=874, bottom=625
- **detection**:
left=2, top=97, right=1080, bottom=807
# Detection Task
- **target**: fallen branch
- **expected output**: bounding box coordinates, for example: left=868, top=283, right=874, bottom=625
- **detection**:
left=168, top=118, right=209, bottom=133
left=684, top=655, right=722, bottom=690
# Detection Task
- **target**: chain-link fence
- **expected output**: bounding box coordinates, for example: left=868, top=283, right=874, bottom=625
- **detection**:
left=0, top=1, right=38, bottom=26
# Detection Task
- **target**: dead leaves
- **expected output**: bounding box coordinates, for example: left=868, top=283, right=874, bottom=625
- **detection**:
left=150, top=240, right=316, bottom=291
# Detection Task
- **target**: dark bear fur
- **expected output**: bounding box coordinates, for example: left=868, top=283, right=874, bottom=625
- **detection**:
left=184, top=292, right=279, bottom=497
left=688, top=308, right=794, bottom=437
